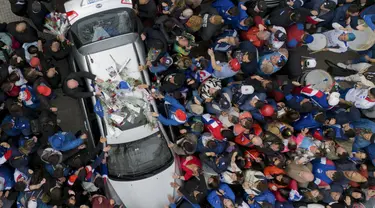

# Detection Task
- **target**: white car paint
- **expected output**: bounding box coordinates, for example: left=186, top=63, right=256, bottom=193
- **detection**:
left=65, top=1, right=178, bottom=207
left=64, top=0, right=132, bottom=25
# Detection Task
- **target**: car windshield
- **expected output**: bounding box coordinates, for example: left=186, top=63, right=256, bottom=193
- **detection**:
left=107, top=132, right=173, bottom=180
left=71, top=8, right=134, bottom=46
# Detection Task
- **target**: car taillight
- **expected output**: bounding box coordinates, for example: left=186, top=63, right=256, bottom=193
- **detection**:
left=66, top=11, right=78, bottom=22
left=121, top=0, right=132, bottom=4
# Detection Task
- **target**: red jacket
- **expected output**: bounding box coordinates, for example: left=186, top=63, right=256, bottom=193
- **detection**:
left=181, top=156, right=202, bottom=181
left=286, top=24, right=305, bottom=48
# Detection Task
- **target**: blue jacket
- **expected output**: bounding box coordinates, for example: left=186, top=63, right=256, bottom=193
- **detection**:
left=311, top=158, right=336, bottom=186
left=332, top=4, right=353, bottom=27
left=207, top=183, right=235, bottom=208
left=0, top=166, right=15, bottom=191
left=1, top=115, right=31, bottom=136
left=365, top=143, right=375, bottom=166
left=351, top=5, right=375, bottom=30
left=244, top=190, right=276, bottom=208
left=239, top=93, right=267, bottom=112
left=157, top=95, right=187, bottom=126
left=212, top=0, right=249, bottom=30
left=352, top=118, right=375, bottom=151
left=293, top=112, right=323, bottom=131
left=21, top=85, right=40, bottom=109
left=197, top=137, right=227, bottom=154
left=48, top=132, right=84, bottom=152
left=149, top=53, right=172, bottom=74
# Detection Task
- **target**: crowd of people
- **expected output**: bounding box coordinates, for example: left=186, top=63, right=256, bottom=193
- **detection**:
left=0, top=0, right=375, bottom=207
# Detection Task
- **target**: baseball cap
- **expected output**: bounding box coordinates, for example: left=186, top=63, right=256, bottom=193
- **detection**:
left=160, top=56, right=173, bottom=67
left=323, top=1, right=336, bottom=10
left=303, top=34, right=314, bottom=44
left=229, top=58, right=241, bottom=71
left=175, top=109, right=187, bottom=122
left=257, top=0, right=267, bottom=12
left=37, top=85, right=52, bottom=96
left=241, top=85, right=255, bottom=95
left=274, top=30, right=287, bottom=41
left=30, top=57, right=40, bottom=68
left=328, top=92, right=340, bottom=106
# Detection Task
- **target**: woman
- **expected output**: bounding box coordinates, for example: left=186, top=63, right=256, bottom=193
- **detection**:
left=173, top=155, right=202, bottom=181
left=342, top=188, right=366, bottom=205
left=207, top=183, right=236, bottom=208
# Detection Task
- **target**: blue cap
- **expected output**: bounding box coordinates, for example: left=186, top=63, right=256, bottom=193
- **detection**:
left=347, top=33, right=356, bottom=41
left=303, top=34, right=314, bottom=44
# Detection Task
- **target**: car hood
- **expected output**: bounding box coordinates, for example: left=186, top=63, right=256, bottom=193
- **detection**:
left=108, top=161, right=176, bottom=208
left=87, top=43, right=141, bottom=81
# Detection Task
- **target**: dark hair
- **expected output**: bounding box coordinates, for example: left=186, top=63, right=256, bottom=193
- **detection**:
left=235, top=159, right=245, bottom=170
left=332, top=171, right=345, bottom=182
left=27, top=45, right=38, bottom=54
left=348, top=4, right=359, bottom=14
left=275, top=174, right=292, bottom=186
left=50, top=188, right=62, bottom=200
left=8, top=71, right=20, bottom=82
left=324, top=128, right=336, bottom=140
left=229, top=116, right=239, bottom=124
left=233, top=172, right=245, bottom=184
left=265, top=82, right=274, bottom=92
left=279, top=188, right=291, bottom=200
left=291, top=11, right=302, bottom=22
left=338, top=152, right=349, bottom=160
left=207, top=140, right=217, bottom=149
left=14, top=181, right=27, bottom=191
left=288, top=142, right=297, bottom=151
left=314, top=113, right=326, bottom=123
left=370, top=88, right=375, bottom=97
left=243, top=17, right=254, bottom=26
left=256, top=180, right=268, bottom=192
left=48, top=154, right=60, bottom=166
left=1, top=81, right=13, bottom=92
left=208, top=176, right=220, bottom=189
left=0, top=41, right=5, bottom=49
left=261, top=202, right=273, bottom=208
left=344, top=129, right=356, bottom=138
left=242, top=119, right=253, bottom=129
left=287, top=111, right=300, bottom=122
left=182, top=141, right=195, bottom=153
left=221, top=129, right=235, bottom=141
left=228, top=7, right=239, bottom=16
left=53, top=166, right=64, bottom=178
left=9, top=104, right=23, bottom=117
left=281, top=128, right=293, bottom=138
left=350, top=188, right=365, bottom=202
left=71, top=157, right=82, bottom=169
left=254, top=100, right=265, bottom=109
left=94, top=177, right=105, bottom=190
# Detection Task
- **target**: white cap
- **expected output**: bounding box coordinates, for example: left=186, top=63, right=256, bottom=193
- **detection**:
left=328, top=92, right=340, bottom=106
left=28, top=200, right=37, bottom=208
left=305, top=58, right=317, bottom=68
left=241, top=85, right=254, bottom=95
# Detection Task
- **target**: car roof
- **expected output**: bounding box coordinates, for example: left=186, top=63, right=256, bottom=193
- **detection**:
left=64, top=0, right=133, bottom=25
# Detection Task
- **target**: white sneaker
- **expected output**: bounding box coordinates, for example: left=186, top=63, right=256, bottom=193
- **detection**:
left=337, top=63, right=347, bottom=69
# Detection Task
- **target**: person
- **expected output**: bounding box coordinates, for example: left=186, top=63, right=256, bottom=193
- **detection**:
left=258, top=48, right=289, bottom=75
left=0, top=32, right=13, bottom=63
left=334, top=62, right=375, bottom=88
left=322, top=23, right=356, bottom=53
left=199, top=6, right=224, bottom=41
left=208, top=48, right=241, bottom=79
left=6, top=21, right=38, bottom=44
left=286, top=23, right=314, bottom=48
left=207, top=183, right=236, bottom=208
left=152, top=93, right=188, bottom=126
left=26, top=0, right=49, bottom=32
left=62, top=71, right=104, bottom=99
left=266, top=7, right=306, bottom=28
left=339, top=86, right=375, bottom=109
left=332, top=4, right=360, bottom=28
left=212, top=0, right=253, bottom=30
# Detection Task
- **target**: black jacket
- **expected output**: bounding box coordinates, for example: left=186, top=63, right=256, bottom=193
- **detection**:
left=44, top=39, right=72, bottom=61
left=6, top=21, right=38, bottom=44
left=62, top=71, right=96, bottom=99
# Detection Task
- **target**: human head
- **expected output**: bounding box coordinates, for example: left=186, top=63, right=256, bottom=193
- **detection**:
left=321, top=0, right=336, bottom=11
left=314, top=112, right=326, bottom=123
left=180, top=8, right=193, bottom=20
left=255, top=0, right=267, bottom=13
left=208, top=176, right=220, bottom=189
left=290, top=11, right=302, bottom=23
left=339, top=33, right=356, bottom=42
left=209, top=15, right=223, bottom=25
left=299, top=171, right=314, bottom=182
left=67, top=79, right=79, bottom=89
left=229, top=58, right=241, bottom=72
left=251, top=135, right=263, bottom=146
left=27, top=45, right=38, bottom=56
left=228, top=7, right=239, bottom=16
left=185, top=15, right=203, bottom=32
left=16, top=22, right=27, bottom=32
left=243, top=17, right=254, bottom=27
left=221, top=129, right=235, bottom=141
left=51, top=40, right=61, bottom=52
left=369, top=88, right=375, bottom=99
left=14, top=181, right=27, bottom=191
left=347, top=4, right=359, bottom=16
left=302, top=34, right=314, bottom=44
left=1, top=81, right=14, bottom=93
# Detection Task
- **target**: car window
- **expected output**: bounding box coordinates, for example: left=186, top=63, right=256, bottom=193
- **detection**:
left=107, top=132, right=173, bottom=180
left=70, top=8, right=135, bottom=46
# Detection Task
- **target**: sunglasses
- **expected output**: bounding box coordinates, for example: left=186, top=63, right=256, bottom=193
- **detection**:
left=277, top=55, right=287, bottom=67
